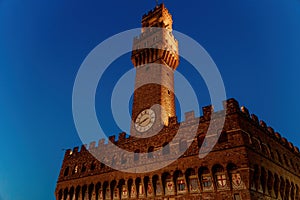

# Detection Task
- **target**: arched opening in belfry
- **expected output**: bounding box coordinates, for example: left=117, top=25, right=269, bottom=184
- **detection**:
left=88, top=183, right=94, bottom=200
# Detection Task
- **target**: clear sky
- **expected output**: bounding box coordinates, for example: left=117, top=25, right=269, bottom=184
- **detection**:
left=0, top=0, right=300, bottom=199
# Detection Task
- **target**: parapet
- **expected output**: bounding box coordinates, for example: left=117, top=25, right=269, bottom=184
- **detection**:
left=62, top=98, right=300, bottom=160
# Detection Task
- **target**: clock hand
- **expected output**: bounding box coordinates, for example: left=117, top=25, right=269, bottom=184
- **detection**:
left=140, top=117, right=149, bottom=125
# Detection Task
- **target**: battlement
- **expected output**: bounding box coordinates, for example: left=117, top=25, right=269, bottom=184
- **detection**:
left=63, top=98, right=299, bottom=160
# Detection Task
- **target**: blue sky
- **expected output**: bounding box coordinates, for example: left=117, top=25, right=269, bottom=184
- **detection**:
left=0, top=0, right=300, bottom=199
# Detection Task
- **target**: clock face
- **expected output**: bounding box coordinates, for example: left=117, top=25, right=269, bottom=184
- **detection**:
left=135, top=109, right=155, bottom=132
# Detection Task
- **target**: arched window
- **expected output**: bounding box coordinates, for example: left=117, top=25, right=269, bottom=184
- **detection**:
left=285, top=179, right=291, bottom=199
left=148, top=146, right=154, bottom=158
left=212, top=164, right=227, bottom=188
left=260, top=167, right=267, bottom=193
left=279, top=177, right=285, bottom=198
left=134, top=150, right=140, bottom=161
left=174, top=170, right=186, bottom=193
left=283, top=154, right=290, bottom=167
left=252, top=137, right=261, bottom=151
left=227, top=163, right=242, bottom=189
left=199, top=167, right=213, bottom=191
left=291, top=182, right=295, bottom=200
left=261, top=144, right=271, bottom=157
left=63, top=167, right=69, bottom=177
left=274, top=174, right=280, bottom=198
left=253, top=165, right=260, bottom=191
left=81, top=163, right=86, bottom=173
left=162, top=142, right=170, bottom=155
left=267, top=171, right=274, bottom=195
left=90, top=161, right=96, bottom=170
left=276, top=150, right=283, bottom=164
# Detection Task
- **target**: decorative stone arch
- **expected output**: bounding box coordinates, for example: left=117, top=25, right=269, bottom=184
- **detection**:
left=285, top=179, right=291, bottom=199
left=283, top=154, right=290, bottom=168
left=198, top=166, right=213, bottom=191
left=261, top=143, right=271, bottom=158
left=185, top=168, right=199, bottom=193
left=252, top=137, right=261, bottom=151
left=267, top=170, right=274, bottom=197
left=273, top=173, right=280, bottom=198
left=212, top=164, right=227, bottom=190
left=291, top=182, right=295, bottom=200
left=276, top=150, right=283, bottom=164
left=280, top=176, right=285, bottom=199
left=253, top=164, right=261, bottom=191
left=260, top=167, right=267, bottom=194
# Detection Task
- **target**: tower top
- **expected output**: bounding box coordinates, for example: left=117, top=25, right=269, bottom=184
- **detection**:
left=142, top=3, right=173, bottom=31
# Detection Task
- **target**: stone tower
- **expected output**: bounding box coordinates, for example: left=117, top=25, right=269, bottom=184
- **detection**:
left=131, top=4, right=179, bottom=135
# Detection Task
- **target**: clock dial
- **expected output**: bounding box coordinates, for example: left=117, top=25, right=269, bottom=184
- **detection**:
left=135, top=109, right=155, bottom=132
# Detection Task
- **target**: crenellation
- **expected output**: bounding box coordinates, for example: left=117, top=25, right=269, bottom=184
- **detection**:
left=73, top=146, right=79, bottom=154
left=89, top=141, right=96, bottom=150
left=109, top=135, right=115, bottom=143
left=259, top=120, right=267, bottom=129
left=281, top=137, right=288, bottom=145
left=118, top=132, right=126, bottom=141
left=275, top=132, right=282, bottom=140
left=241, top=106, right=250, bottom=118
left=184, top=111, right=195, bottom=121
left=224, top=98, right=240, bottom=114
left=202, top=105, right=213, bottom=120
left=267, top=127, right=275, bottom=135
left=80, top=144, right=87, bottom=153
left=251, top=114, right=259, bottom=125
